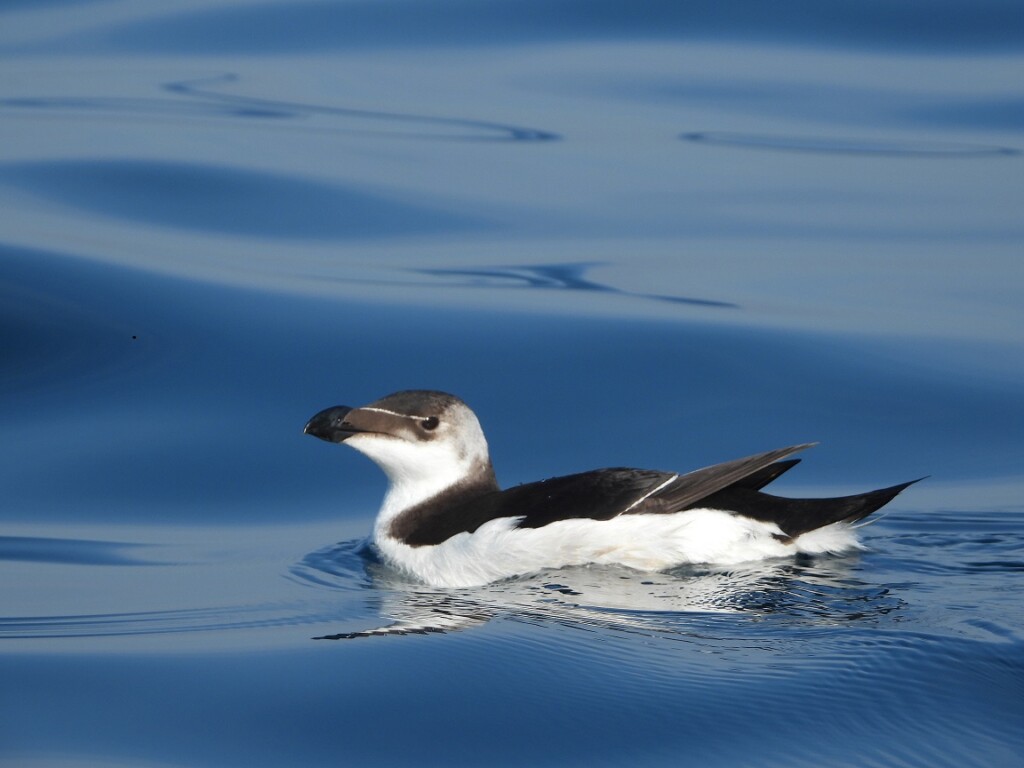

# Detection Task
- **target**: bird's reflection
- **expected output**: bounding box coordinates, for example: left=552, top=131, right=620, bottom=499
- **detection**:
left=293, top=540, right=900, bottom=640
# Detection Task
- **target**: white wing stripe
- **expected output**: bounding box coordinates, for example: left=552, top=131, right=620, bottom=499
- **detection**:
left=622, top=473, right=679, bottom=513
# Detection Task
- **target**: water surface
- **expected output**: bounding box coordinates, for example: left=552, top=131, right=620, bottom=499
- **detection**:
left=1, top=2, right=1022, bottom=766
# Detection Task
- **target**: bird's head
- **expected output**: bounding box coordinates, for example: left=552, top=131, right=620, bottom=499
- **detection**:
left=304, top=390, right=495, bottom=498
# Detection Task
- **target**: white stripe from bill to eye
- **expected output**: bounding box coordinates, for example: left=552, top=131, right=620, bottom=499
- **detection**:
left=622, top=474, right=679, bottom=513
left=360, top=406, right=422, bottom=420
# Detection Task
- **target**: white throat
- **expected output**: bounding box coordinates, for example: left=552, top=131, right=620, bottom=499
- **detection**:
left=345, top=434, right=486, bottom=538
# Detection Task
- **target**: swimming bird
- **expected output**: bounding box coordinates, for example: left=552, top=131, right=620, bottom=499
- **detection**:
left=304, top=390, right=917, bottom=588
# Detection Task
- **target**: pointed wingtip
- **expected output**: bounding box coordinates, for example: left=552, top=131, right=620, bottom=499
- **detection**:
left=769, top=442, right=818, bottom=458
left=770, top=442, right=817, bottom=461
left=895, top=476, right=929, bottom=492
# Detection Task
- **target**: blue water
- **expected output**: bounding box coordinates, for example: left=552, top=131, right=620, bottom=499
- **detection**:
left=2, top=2, right=1023, bottom=766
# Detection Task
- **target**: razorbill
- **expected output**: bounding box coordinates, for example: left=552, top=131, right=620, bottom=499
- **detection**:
left=305, top=390, right=918, bottom=588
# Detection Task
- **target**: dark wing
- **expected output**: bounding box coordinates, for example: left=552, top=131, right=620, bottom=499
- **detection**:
left=508, top=468, right=678, bottom=529
left=624, top=443, right=817, bottom=516
left=732, top=459, right=800, bottom=490
left=441, top=444, right=813, bottom=540
left=400, top=467, right=675, bottom=544
left=692, top=479, right=922, bottom=539
left=619, top=444, right=919, bottom=536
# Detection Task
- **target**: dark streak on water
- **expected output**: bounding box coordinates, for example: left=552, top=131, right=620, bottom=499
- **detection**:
left=416, top=262, right=740, bottom=307
left=0, top=74, right=561, bottom=142
left=1, top=159, right=489, bottom=239
left=681, top=131, right=1021, bottom=157
left=2, top=2, right=1023, bottom=767
left=0, top=536, right=156, bottom=566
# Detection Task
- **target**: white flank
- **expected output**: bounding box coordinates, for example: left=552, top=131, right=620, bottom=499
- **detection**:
left=375, top=509, right=864, bottom=589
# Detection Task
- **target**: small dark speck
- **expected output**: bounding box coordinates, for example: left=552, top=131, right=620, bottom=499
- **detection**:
left=131, top=335, right=138, bottom=340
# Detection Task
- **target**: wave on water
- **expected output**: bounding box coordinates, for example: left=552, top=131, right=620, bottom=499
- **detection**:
left=0, top=73, right=560, bottom=142
left=681, top=131, right=1020, bottom=157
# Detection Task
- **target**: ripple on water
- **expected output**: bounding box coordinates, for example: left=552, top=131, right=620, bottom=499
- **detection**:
left=0, top=73, right=559, bottom=142
left=680, top=131, right=1020, bottom=157
left=875, top=510, right=1024, bottom=576
left=0, top=535, right=372, bottom=642
left=287, top=538, right=379, bottom=592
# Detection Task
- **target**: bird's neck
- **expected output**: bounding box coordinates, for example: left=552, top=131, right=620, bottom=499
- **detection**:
left=374, top=458, right=499, bottom=543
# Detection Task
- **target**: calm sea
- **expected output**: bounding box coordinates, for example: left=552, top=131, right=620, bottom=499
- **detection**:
left=1, top=2, right=1022, bottom=766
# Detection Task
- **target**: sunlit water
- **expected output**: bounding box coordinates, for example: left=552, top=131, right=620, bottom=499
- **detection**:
left=2, top=3, right=1023, bottom=767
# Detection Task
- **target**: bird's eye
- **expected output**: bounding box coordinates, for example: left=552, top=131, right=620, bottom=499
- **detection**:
left=421, top=417, right=439, bottom=431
